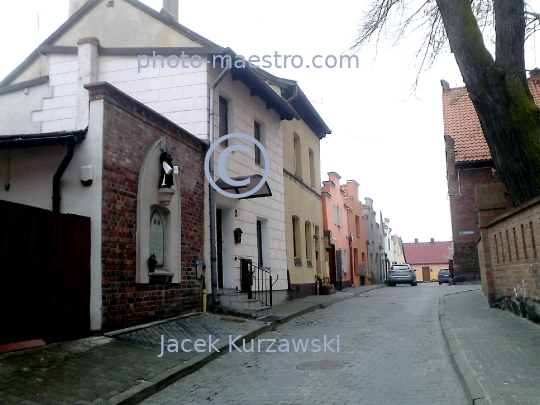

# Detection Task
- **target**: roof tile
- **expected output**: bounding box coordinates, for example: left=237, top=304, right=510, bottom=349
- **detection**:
left=442, top=76, right=540, bottom=163
left=402, top=241, right=452, bottom=265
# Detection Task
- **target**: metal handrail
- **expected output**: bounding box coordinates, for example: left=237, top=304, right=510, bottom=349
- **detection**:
left=234, top=256, right=277, bottom=306
left=234, top=255, right=279, bottom=285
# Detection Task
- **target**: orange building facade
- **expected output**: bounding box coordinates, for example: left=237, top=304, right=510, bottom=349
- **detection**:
left=322, top=173, right=368, bottom=288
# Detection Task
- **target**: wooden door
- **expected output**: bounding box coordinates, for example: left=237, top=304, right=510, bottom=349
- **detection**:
left=422, top=266, right=430, bottom=282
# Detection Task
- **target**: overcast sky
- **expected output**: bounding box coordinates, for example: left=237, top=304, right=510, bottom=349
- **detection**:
left=1, top=0, right=539, bottom=243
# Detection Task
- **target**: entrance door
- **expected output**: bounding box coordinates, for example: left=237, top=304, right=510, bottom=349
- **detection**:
left=422, top=266, right=430, bottom=282
left=217, top=209, right=223, bottom=289
left=329, top=244, right=337, bottom=285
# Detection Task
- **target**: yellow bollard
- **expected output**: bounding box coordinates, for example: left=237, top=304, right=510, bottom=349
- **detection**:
left=202, top=288, right=207, bottom=313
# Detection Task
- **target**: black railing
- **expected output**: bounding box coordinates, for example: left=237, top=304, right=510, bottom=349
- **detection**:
left=235, top=256, right=278, bottom=307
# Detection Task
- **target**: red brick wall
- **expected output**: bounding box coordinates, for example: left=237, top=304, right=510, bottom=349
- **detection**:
left=445, top=135, right=508, bottom=276
left=88, top=83, right=207, bottom=331
left=479, top=195, right=540, bottom=302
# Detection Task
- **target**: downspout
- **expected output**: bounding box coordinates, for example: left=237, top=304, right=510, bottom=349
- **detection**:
left=209, top=63, right=232, bottom=305
left=52, top=138, right=75, bottom=213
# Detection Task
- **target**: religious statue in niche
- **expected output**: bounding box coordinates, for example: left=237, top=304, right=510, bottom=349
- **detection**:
left=159, top=151, right=174, bottom=188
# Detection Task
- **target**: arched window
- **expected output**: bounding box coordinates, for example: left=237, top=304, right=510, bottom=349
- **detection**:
left=309, top=148, right=315, bottom=187
left=292, top=215, right=301, bottom=259
left=150, top=210, right=165, bottom=267
left=305, top=221, right=313, bottom=264
left=293, top=132, right=302, bottom=178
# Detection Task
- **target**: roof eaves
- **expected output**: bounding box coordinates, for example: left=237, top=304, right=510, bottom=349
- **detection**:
left=224, top=50, right=297, bottom=121
left=289, top=86, right=332, bottom=138
left=0, top=129, right=87, bottom=149
left=253, top=69, right=331, bottom=138
left=0, top=76, right=49, bottom=96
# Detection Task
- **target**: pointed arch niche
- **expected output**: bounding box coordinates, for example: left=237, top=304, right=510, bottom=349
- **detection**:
left=136, top=138, right=181, bottom=283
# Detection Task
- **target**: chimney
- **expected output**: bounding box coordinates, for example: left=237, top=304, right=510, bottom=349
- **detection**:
left=440, top=79, right=450, bottom=93
left=529, top=68, right=540, bottom=78
left=162, top=0, right=179, bottom=22
left=430, top=238, right=435, bottom=243
left=69, top=0, right=90, bottom=17
left=414, top=238, right=418, bottom=243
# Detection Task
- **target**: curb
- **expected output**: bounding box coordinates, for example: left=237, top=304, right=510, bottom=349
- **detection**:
left=109, top=284, right=385, bottom=404
left=439, top=289, right=491, bottom=405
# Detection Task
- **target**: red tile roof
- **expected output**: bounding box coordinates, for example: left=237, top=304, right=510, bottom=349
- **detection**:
left=442, top=75, right=540, bottom=163
left=403, top=241, right=452, bottom=265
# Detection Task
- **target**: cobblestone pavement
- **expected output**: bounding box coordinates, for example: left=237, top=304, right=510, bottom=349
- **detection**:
left=141, top=283, right=471, bottom=405
left=444, top=290, right=540, bottom=405
left=0, top=314, right=261, bottom=404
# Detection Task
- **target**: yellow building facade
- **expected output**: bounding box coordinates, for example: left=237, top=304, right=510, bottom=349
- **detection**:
left=254, top=71, right=331, bottom=298
left=283, top=118, right=325, bottom=297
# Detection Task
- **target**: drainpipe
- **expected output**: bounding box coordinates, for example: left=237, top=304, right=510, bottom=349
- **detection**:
left=52, top=138, right=75, bottom=213
left=209, top=63, right=231, bottom=305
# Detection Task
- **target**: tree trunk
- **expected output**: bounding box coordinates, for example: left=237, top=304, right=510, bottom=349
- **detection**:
left=436, top=0, right=540, bottom=207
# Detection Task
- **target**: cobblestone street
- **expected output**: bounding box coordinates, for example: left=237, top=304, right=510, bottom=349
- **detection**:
left=141, top=284, right=470, bottom=405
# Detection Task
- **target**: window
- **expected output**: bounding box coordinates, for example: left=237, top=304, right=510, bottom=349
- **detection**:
left=219, top=96, right=228, bottom=146
left=292, top=216, right=301, bottom=259
left=314, top=225, right=320, bottom=266
left=293, top=132, right=302, bottom=178
left=333, top=204, right=343, bottom=227
left=309, top=148, right=315, bottom=187
left=305, top=221, right=313, bottom=264
left=150, top=210, right=165, bottom=267
left=355, top=215, right=361, bottom=236
left=254, top=121, right=261, bottom=165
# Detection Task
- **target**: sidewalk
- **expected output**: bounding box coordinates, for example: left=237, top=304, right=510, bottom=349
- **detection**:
left=440, top=288, right=540, bottom=405
left=0, top=284, right=383, bottom=405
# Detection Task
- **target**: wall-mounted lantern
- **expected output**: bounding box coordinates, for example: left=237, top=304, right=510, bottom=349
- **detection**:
left=233, top=228, right=243, bottom=244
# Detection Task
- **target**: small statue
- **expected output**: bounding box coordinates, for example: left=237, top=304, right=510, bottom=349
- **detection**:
left=148, top=253, right=158, bottom=272
left=159, top=151, right=174, bottom=188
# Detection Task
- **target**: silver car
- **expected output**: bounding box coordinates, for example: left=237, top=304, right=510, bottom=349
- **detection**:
left=388, top=264, right=417, bottom=286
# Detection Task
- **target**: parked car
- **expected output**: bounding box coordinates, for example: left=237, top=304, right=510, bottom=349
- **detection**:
left=388, top=264, right=417, bottom=286
left=438, top=269, right=451, bottom=285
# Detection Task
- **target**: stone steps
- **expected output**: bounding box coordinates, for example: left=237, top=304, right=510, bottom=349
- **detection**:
left=217, top=289, right=272, bottom=318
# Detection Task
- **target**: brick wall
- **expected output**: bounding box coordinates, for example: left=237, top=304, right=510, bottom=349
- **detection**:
left=478, top=195, right=540, bottom=322
left=88, top=82, right=207, bottom=331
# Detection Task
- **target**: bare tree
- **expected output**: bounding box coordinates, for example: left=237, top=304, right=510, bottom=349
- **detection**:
left=354, top=0, right=540, bottom=207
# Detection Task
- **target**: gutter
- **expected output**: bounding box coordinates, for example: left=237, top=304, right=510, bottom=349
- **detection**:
left=52, top=137, right=75, bottom=213
left=208, top=64, right=231, bottom=305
